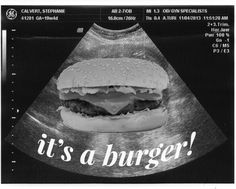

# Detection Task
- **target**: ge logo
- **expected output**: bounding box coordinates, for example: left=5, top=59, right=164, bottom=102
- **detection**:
left=6, top=9, right=17, bottom=20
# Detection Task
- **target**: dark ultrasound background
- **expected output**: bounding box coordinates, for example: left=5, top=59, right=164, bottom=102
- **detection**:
left=1, top=9, right=234, bottom=183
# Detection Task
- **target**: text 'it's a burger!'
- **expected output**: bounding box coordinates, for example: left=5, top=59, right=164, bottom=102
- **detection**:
left=57, top=58, right=169, bottom=132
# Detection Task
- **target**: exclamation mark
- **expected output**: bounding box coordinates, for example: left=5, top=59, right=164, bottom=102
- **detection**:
left=187, top=131, right=196, bottom=156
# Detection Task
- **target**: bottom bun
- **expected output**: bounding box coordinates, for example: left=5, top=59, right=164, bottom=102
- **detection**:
left=60, top=107, right=168, bottom=132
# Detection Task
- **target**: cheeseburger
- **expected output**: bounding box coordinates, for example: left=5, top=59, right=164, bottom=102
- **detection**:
left=57, top=58, right=169, bottom=132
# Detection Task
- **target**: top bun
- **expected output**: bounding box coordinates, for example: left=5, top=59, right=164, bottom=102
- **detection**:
left=57, top=58, right=169, bottom=91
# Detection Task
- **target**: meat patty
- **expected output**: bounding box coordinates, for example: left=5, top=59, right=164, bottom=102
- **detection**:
left=62, top=99, right=162, bottom=117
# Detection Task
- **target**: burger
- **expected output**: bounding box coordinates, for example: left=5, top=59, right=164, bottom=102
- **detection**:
left=57, top=58, right=169, bottom=132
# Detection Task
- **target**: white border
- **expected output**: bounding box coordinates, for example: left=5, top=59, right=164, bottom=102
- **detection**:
left=0, top=0, right=235, bottom=5
left=0, top=0, right=235, bottom=189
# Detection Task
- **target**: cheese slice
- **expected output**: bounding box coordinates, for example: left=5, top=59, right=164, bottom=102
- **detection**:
left=60, top=91, right=161, bottom=115
left=91, top=99, right=131, bottom=115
